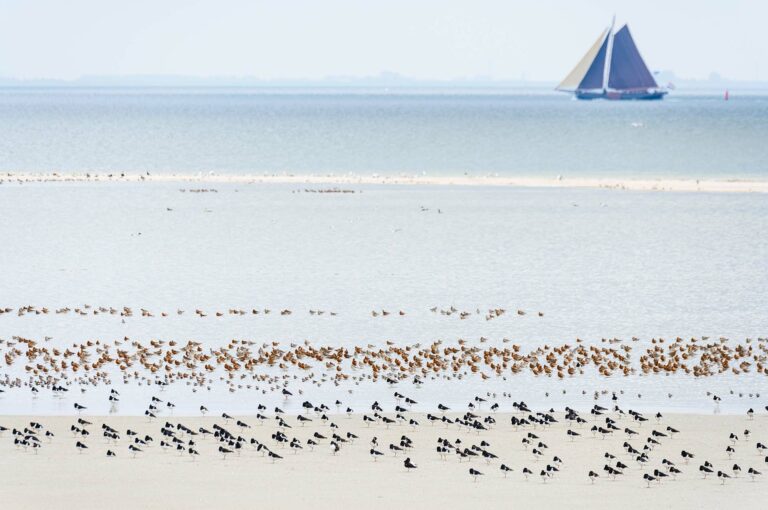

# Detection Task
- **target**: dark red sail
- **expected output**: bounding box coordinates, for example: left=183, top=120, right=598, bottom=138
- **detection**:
left=607, top=25, right=659, bottom=90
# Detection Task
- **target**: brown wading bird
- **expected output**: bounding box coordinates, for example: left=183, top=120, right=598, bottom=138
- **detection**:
left=0, top=307, right=766, bottom=393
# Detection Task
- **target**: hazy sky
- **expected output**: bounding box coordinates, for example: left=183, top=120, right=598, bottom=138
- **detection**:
left=0, top=0, right=764, bottom=81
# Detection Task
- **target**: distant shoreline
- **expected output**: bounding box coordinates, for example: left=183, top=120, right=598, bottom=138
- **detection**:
left=1, top=172, right=767, bottom=193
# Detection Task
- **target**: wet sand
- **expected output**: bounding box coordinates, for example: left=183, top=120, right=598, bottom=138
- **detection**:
left=0, top=412, right=765, bottom=509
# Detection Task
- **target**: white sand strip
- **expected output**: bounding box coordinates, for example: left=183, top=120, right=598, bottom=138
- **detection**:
left=1, top=172, right=767, bottom=193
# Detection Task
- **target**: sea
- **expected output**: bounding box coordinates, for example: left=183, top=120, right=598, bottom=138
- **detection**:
left=0, top=87, right=766, bottom=416
left=0, top=87, right=767, bottom=178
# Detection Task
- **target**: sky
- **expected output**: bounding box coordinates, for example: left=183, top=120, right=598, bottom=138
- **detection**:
left=0, top=0, right=764, bottom=82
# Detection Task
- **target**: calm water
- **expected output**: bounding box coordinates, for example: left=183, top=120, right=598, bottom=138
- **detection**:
left=0, top=183, right=766, bottom=415
left=0, top=87, right=767, bottom=178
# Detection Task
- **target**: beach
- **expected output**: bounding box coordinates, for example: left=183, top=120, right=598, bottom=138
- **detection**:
left=1, top=411, right=765, bottom=509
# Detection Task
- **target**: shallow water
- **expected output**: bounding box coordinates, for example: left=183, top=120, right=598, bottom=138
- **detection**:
left=0, top=183, right=765, bottom=415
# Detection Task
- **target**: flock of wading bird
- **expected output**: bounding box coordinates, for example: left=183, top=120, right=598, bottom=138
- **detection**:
left=1, top=304, right=533, bottom=321
left=1, top=304, right=766, bottom=489
left=1, top=393, right=766, bottom=488
left=0, top=330, right=767, bottom=393
left=0, top=305, right=767, bottom=391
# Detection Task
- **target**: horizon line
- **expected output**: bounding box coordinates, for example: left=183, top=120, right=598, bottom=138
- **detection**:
left=0, top=72, right=765, bottom=88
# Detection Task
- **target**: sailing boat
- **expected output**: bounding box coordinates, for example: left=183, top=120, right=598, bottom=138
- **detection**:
left=557, top=18, right=666, bottom=100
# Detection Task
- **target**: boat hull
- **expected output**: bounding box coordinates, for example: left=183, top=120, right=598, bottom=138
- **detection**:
left=575, top=89, right=667, bottom=100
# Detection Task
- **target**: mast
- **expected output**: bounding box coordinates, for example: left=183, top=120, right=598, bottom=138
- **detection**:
left=602, top=15, right=616, bottom=92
